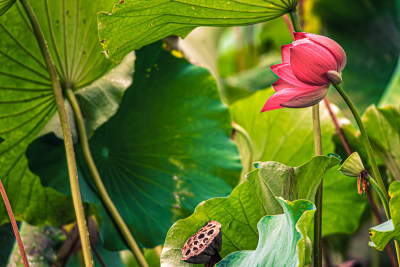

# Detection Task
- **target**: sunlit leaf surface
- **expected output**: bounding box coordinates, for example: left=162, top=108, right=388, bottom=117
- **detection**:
left=98, top=0, right=299, bottom=63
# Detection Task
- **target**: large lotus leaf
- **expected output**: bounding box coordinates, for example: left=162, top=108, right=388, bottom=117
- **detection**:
left=369, top=181, right=400, bottom=250
left=74, top=53, right=134, bottom=138
left=230, top=89, right=367, bottom=236
left=0, top=0, right=116, bottom=226
left=98, top=0, right=299, bottom=63
left=160, top=156, right=339, bottom=267
left=0, top=0, right=14, bottom=16
left=217, top=198, right=315, bottom=267
left=27, top=44, right=242, bottom=249
left=313, top=0, right=399, bottom=113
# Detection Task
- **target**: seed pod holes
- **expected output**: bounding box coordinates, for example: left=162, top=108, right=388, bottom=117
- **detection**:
left=181, top=220, right=222, bottom=265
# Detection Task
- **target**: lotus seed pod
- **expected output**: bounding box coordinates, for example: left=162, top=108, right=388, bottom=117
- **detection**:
left=181, top=220, right=222, bottom=265
left=338, top=152, right=365, bottom=177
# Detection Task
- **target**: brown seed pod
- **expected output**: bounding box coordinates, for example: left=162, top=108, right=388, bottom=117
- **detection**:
left=181, top=220, right=222, bottom=265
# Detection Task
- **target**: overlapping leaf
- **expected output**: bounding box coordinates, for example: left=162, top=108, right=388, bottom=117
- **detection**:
left=217, top=198, right=315, bottom=267
left=0, top=0, right=116, bottom=226
left=369, top=181, right=400, bottom=250
left=160, top=156, right=339, bottom=267
left=98, top=0, right=299, bottom=63
left=27, top=44, right=242, bottom=249
left=230, top=89, right=367, bottom=236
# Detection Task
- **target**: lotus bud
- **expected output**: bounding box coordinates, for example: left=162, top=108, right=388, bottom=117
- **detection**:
left=261, top=32, right=346, bottom=112
left=338, top=152, right=365, bottom=177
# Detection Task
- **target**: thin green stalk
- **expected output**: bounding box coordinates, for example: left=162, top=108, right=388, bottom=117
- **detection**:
left=19, top=1, right=93, bottom=266
left=65, top=89, right=149, bottom=267
left=366, top=176, right=390, bottom=219
left=289, top=9, right=324, bottom=267
left=333, top=84, right=389, bottom=202
left=312, top=104, right=323, bottom=267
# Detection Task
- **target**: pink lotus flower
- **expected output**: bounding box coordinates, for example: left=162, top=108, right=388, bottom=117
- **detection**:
left=261, top=32, right=346, bottom=112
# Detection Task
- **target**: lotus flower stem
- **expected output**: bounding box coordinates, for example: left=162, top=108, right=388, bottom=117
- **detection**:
left=19, top=0, right=93, bottom=265
left=365, top=176, right=390, bottom=219
left=288, top=9, right=324, bottom=267
left=332, top=84, right=389, bottom=202
left=0, top=179, right=29, bottom=267
left=312, top=103, right=324, bottom=266
left=65, top=89, right=149, bottom=267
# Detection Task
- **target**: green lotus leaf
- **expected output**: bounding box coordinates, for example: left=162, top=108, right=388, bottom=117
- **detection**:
left=217, top=198, right=315, bottom=267
left=98, top=0, right=299, bottom=63
left=27, top=43, right=241, bottom=249
left=370, top=181, right=400, bottom=250
left=161, top=156, right=339, bottom=267
left=0, top=0, right=15, bottom=16
left=0, top=0, right=129, bottom=227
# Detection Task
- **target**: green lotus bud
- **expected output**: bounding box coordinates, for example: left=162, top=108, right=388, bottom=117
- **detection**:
left=338, top=152, right=365, bottom=177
